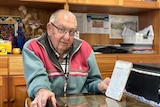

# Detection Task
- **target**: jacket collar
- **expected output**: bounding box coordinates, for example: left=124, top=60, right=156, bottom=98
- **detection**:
left=37, top=32, right=82, bottom=70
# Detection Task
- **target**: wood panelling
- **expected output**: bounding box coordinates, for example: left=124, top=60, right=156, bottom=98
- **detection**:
left=80, top=34, right=123, bottom=46
left=0, top=56, right=8, bottom=76
left=123, top=0, right=159, bottom=8
left=8, top=55, right=24, bottom=75
left=21, top=0, right=66, bottom=3
left=139, top=10, right=160, bottom=54
left=68, top=0, right=120, bottom=6
left=117, top=54, right=160, bottom=63
left=95, top=54, right=117, bottom=78
left=95, top=54, right=160, bottom=80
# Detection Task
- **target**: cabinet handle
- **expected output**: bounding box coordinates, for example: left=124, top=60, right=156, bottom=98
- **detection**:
left=9, top=98, right=15, bottom=103
left=3, top=99, right=9, bottom=103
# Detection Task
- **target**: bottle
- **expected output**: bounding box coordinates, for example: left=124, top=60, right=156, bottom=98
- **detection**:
left=15, top=23, right=25, bottom=51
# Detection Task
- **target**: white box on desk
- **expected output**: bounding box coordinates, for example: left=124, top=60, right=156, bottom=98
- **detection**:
left=123, top=34, right=154, bottom=45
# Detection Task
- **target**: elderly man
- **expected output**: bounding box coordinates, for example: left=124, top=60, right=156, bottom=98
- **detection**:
left=22, top=9, right=110, bottom=107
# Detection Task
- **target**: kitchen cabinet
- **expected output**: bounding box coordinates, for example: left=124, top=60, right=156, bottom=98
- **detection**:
left=8, top=76, right=27, bottom=107
left=0, top=76, right=27, bottom=107
left=0, top=55, right=28, bottom=107
left=0, top=76, right=8, bottom=107
left=0, top=56, right=8, bottom=76
left=68, top=0, right=160, bottom=8
left=20, top=0, right=66, bottom=3
left=123, top=0, right=159, bottom=8
left=67, top=0, right=160, bottom=54
left=68, top=0, right=122, bottom=6
left=68, top=0, right=159, bottom=13
left=0, top=56, right=8, bottom=107
left=8, top=55, right=28, bottom=107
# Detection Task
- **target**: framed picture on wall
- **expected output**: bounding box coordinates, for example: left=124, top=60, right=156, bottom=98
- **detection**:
left=0, top=16, right=21, bottom=40
left=0, top=22, right=15, bottom=40
left=109, top=15, right=139, bottom=39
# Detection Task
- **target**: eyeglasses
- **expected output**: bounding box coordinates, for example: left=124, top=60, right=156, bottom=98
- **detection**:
left=51, top=23, right=78, bottom=36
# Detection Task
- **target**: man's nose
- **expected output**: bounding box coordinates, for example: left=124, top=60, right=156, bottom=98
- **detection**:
left=63, top=31, right=70, bottom=39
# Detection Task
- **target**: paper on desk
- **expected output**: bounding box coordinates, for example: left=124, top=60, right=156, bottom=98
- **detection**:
left=122, top=25, right=154, bottom=36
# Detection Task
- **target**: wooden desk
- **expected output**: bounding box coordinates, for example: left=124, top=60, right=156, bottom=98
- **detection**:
left=25, top=93, right=153, bottom=107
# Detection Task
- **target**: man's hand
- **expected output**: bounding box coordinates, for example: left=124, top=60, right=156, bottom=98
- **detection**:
left=98, top=77, right=110, bottom=93
left=31, top=88, right=57, bottom=107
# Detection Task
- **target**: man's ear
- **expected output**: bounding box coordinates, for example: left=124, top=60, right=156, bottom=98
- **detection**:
left=46, top=23, right=52, bottom=37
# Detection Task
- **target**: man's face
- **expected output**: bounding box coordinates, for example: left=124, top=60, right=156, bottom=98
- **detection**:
left=47, top=13, right=77, bottom=55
